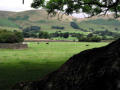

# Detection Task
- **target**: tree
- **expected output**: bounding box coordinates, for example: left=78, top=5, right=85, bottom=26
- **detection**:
left=0, top=30, right=24, bottom=43
left=39, top=31, right=50, bottom=39
left=63, top=32, right=69, bottom=38
left=87, top=33, right=93, bottom=38
left=31, top=0, right=120, bottom=18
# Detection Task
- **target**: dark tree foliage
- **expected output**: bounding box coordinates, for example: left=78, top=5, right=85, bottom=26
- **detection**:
left=30, top=26, right=41, bottom=31
left=23, top=26, right=41, bottom=38
left=51, top=31, right=59, bottom=37
left=50, top=31, right=69, bottom=38
left=71, top=33, right=83, bottom=37
left=51, top=26, right=64, bottom=30
left=93, top=30, right=119, bottom=37
left=70, top=22, right=80, bottom=29
left=77, top=34, right=101, bottom=42
left=0, top=30, right=24, bottom=43
left=23, top=26, right=41, bottom=32
left=62, top=32, right=69, bottom=38
left=31, top=0, right=120, bottom=18
left=39, top=31, right=50, bottom=39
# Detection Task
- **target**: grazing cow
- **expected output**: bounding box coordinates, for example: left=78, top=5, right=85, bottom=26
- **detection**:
left=46, top=42, right=49, bottom=45
left=86, top=44, right=89, bottom=46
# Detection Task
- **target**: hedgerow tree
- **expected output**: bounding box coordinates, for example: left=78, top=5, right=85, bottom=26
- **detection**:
left=0, top=30, right=24, bottom=43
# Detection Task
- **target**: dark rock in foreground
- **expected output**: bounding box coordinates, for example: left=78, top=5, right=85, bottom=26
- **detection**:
left=13, top=39, right=120, bottom=90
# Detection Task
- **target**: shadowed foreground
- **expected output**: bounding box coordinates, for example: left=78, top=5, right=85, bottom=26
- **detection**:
left=13, top=39, right=120, bottom=90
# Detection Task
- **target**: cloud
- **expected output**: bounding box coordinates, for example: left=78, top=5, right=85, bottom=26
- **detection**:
left=0, top=0, right=34, bottom=12
left=0, top=0, right=85, bottom=18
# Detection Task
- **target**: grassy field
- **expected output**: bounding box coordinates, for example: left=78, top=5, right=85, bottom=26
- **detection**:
left=0, top=18, right=19, bottom=28
left=0, top=42, right=109, bottom=90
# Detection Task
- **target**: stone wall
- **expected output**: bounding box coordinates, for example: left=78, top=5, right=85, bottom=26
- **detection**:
left=0, top=43, right=28, bottom=49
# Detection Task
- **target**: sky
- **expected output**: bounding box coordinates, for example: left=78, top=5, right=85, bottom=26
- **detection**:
left=0, top=0, right=85, bottom=18
left=0, top=0, right=33, bottom=12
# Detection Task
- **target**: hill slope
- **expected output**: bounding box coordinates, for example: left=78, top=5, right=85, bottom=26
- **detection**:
left=0, top=10, right=120, bottom=40
left=0, top=18, right=19, bottom=28
left=0, top=10, right=81, bottom=33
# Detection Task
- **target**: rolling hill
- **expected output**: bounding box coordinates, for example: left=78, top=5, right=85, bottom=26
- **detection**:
left=0, top=18, right=19, bottom=28
left=0, top=9, right=120, bottom=40
left=0, top=10, right=82, bottom=33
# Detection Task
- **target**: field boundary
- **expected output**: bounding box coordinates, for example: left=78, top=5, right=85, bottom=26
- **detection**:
left=24, top=38, right=73, bottom=42
left=0, top=43, right=28, bottom=49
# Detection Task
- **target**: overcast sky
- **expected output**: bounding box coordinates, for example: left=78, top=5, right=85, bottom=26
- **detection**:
left=0, top=0, right=85, bottom=18
left=0, top=0, right=33, bottom=12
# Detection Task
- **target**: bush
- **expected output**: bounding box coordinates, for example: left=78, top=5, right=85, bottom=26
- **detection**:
left=51, top=31, right=69, bottom=38
left=0, top=30, right=24, bottom=43
left=39, top=31, right=51, bottom=39
left=77, top=34, right=101, bottom=42
left=62, top=32, right=69, bottom=38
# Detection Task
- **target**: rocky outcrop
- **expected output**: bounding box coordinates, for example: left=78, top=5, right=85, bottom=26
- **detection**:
left=13, top=39, right=120, bottom=90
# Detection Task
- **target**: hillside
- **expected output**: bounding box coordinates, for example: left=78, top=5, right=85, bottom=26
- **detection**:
left=0, top=10, right=81, bottom=33
left=0, top=10, right=120, bottom=40
left=0, top=18, right=19, bottom=28
left=0, top=10, right=120, bottom=31
left=6, top=10, right=75, bottom=29
left=77, top=18, right=120, bottom=32
left=11, top=10, right=73, bottom=22
left=0, top=11, right=16, bottom=18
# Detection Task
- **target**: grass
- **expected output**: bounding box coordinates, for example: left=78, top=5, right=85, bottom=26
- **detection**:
left=52, top=37, right=78, bottom=41
left=0, top=42, right=109, bottom=90
left=78, top=20, right=120, bottom=33
left=0, top=18, right=19, bottom=28
left=0, top=26, right=21, bottom=32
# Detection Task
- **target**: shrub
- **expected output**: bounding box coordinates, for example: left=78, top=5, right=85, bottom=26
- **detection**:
left=62, top=32, right=69, bottom=38
left=0, top=30, right=24, bottom=43
left=77, top=34, right=101, bottom=42
left=39, top=31, right=51, bottom=39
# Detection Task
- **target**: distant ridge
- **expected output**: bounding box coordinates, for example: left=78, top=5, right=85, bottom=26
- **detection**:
left=0, top=9, right=120, bottom=35
left=8, top=9, right=74, bottom=22
left=0, top=10, right=16, bottom=18
left=77, top=14, right=119, bottom=22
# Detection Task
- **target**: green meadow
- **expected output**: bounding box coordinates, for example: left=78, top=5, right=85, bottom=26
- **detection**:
left=0, top=42, right=109, bottom=90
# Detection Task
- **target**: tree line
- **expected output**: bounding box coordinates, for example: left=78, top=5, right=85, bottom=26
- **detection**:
left=23, top=27, right=102, bottom=42
left=1, top=26, right=119, bottom=43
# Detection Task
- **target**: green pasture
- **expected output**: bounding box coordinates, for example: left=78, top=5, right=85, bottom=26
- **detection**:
left=0, top=26, right=21, bottom=32
left=0, top=42, right=109, bottom=89
left=0, top=18, right=19, bottom=28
